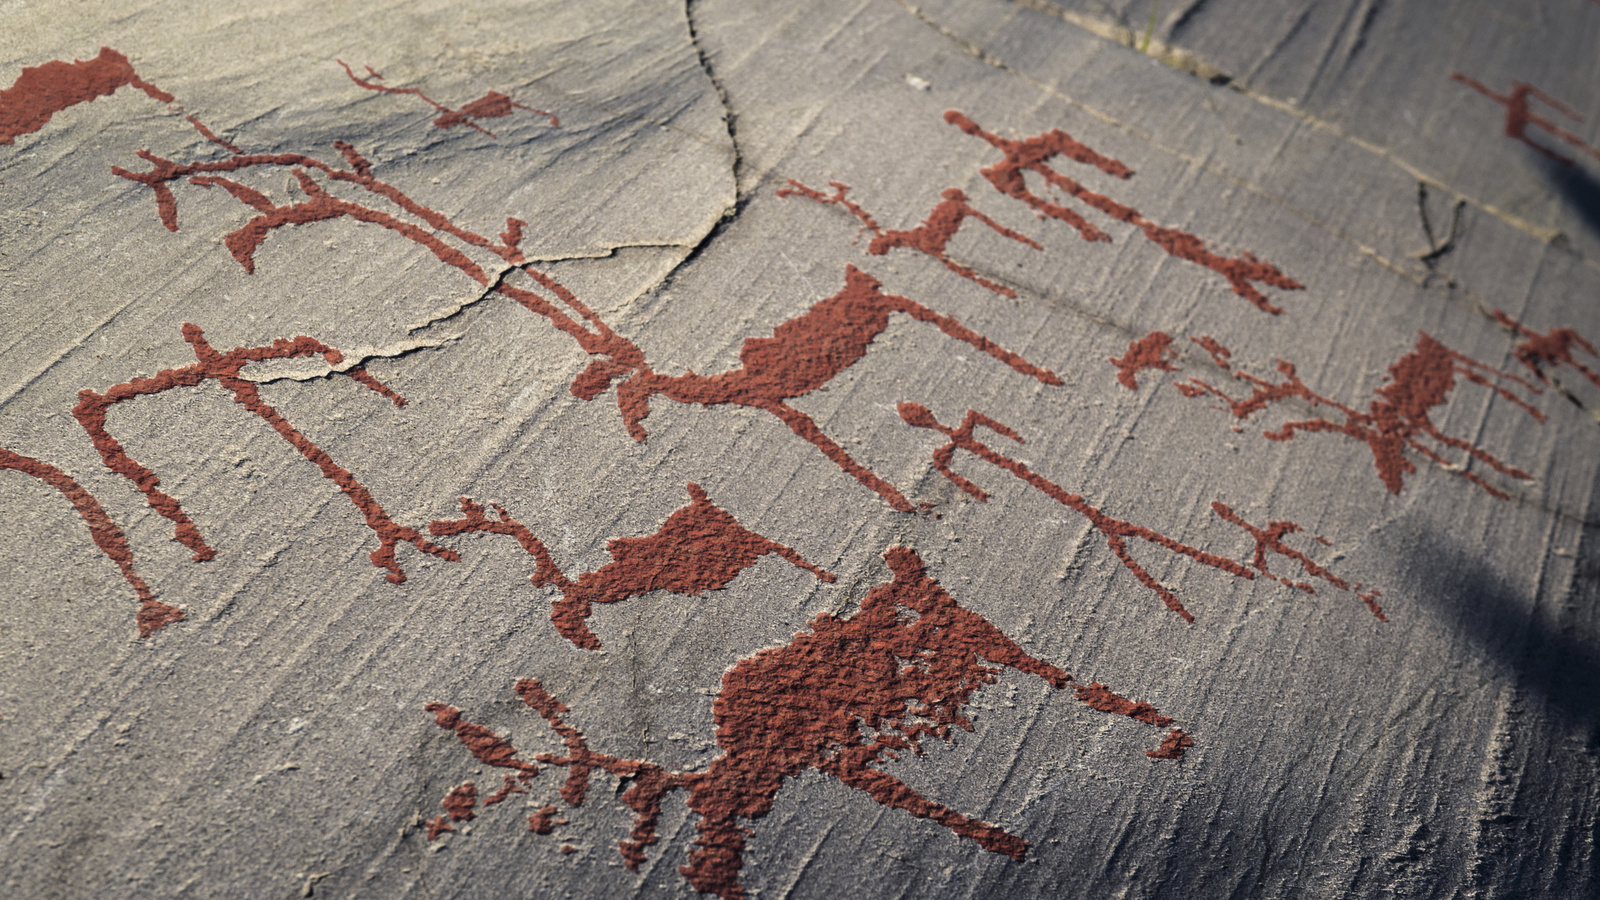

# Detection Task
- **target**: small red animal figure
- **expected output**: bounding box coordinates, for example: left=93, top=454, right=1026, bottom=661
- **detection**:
left=429, top=482, right=835, bottom=649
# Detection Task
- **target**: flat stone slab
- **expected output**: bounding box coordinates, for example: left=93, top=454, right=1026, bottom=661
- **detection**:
left=2, top=2, right=1598, bottom=898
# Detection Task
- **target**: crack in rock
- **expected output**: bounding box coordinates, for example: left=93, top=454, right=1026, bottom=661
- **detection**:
left=237, top=333, right=464, bottom=384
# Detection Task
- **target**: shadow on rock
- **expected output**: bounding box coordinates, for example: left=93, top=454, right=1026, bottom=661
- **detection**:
left=1397, top=526, right=1600, bottom=729
left=1538, top=154, right=1600, bottom=241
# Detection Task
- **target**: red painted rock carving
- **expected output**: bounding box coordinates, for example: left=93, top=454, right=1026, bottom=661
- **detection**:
left=0, top=448, right=182, bottom=636
left=422, top=548, right=1187, bottom=899
left=1109, top=331, right=1179, bottom=390
left=338, top=60, right=558, bottom=136
left=612, top=265, right=1064, bottom=511
left=442, top=781, right=478, bottom=821
left=897, top=403, right=1253, bottom=621
left=1190, top=334, right=1232, bottom=370
left=71, top=323, right=457, bottom=582
left=1174, top=334, right=1544, bottom=499
left=1452, top=72, right=1600, bottom=167
left=183, top=113, right=242, bottom=154
left=0, top=47, right=246, bottom=155
left=527, top=804, right=560, bottom=835
left=945, top=110, right=1303, bottom=314
left=777, top=179, right=1043, bottom=298
left=428, top=483, right=835, bottom=649
left=108, top=78, right=1056, bottom=513
left=1210, top=501, right=1385, bottom=620
left=483, top=773, right=526, bottom=806
left=1492, top=309, right=1600, bottom=390
left=0, top=47, right=172, bottom=145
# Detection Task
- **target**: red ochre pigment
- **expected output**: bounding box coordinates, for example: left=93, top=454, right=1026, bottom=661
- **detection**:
left=778, top=179, right=1043, bottom=298
left=0, top=47, right=172, bottom=145
left=611, top=265, right=1064, bottom=511
left=1492, top=309, right=1600, bottom=390
left=72, top=324, right=457, bottom=582
left=442, top=782, right=478, bottom=821
left=112, top=99, right=1056, bottom=512
left=338, top=60, right=558, bottom=136
left=897, top=403, right=1253, bottom=622
left=483, top=773, right=526, bottom=806
left=1452, top=72, right=1600, bottom=167
left=1210, top=502, right=1385, bottom=620
left=422, top=548, right=1187, bottom=900
left=1190, top=334, right=1232, bottom=370
left=429, top=483, right=835, bottom=649
left=944, top=110, right=1303, bottom=314
left=1175, top=334, right=1545, bottom=499
left=1109, top=331, right=1179, bottom=390
left=527, top=805, right=559, bottom=835
left=0, top=448, right=183, bottom=636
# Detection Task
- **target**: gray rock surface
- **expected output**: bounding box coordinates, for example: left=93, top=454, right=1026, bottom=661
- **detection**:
left=2, top=1, right=1597, bottom=898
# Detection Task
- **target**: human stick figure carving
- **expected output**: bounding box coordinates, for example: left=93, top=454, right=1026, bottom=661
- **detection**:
left=420, top=547, right=1191, bottom=900
left=428, top=482, right=835, bottom=649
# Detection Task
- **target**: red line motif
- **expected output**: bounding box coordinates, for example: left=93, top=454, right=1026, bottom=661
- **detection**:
left=71, top=324, right=457, bottom=582
left=1452, top=72, right=1600, bottom=167
left=1210, top=502, right=1385, bottom=620
left=1109, top=331, right=1179, bottom=390
left=338, top=60, right=558, bottom=136
left=896, top=403, right=1254, bottom=621
left=0, top=448, right=183, bottom=636
left=777, top=180, right=1043, bottom=297
left=420, top=548, right=1188, bottom=900
left=1172, top=334, right=1544, bottom=499
left=1190, top=334, right=1232, bottom=369
left=428, top=483, right=834, bottom=649
left=944, top=110, right=1303, bottom=314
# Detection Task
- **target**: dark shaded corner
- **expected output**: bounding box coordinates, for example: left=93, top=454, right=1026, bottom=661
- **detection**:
left=1394, top=520, right=1600, bottom=736
left=1536, top=154, right=1600, bottom=242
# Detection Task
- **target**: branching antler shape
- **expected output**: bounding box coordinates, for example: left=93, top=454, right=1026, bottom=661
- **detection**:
left=420, top=548, right=1189, bottom=900
left=429, top=483, right=835, bottom=649
left=1452, top=72, right=1600, bottom=167
left=613, top=265, right=1064, bottom=511
left=108, top=80, right=1058, bottom=512
left=1, top=448, right=183, bottom=636
left=1175, top=333, right=1544, bottom=499
left=71, top=324, right=457, bottom=582
left=1210, top=502, right=1385, bottom=620
left=944, top=110, right=1303, bottom=314
left=338, top=60, right=557, bottom=136
left=898, top=403, right=1254, bottom=622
